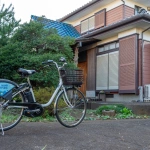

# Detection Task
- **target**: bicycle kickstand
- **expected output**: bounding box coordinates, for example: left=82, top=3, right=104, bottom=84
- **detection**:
left=0, top=105, right=4, bottom=136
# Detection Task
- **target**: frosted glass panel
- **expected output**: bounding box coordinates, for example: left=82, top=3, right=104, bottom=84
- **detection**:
left=96, top=54, right=108, bottom=90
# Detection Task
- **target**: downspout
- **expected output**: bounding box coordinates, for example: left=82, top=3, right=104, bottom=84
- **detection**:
left=141, top=27, right=150, bottom=101
left=121, top=0, right=125, bottom=19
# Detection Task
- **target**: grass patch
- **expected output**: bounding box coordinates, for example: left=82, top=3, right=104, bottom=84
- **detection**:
left=85, top=105, right=150, bottom=121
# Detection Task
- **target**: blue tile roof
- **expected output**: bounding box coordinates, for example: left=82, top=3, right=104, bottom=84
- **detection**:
left=31, top=15, right=80, bottom=38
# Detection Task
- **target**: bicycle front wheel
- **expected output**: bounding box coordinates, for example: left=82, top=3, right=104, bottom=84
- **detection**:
left=0, top=79, right=25, bottom=131
left=55, top=87, right=86, bottom=128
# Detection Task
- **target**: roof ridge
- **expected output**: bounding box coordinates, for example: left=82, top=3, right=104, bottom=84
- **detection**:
left=31, top=15, right=73, bottom=26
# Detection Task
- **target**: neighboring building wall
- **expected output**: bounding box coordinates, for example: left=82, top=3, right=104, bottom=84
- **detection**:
left=74, top=24, right=80, bottom=33
left=125, top=0, right=148, bottom=11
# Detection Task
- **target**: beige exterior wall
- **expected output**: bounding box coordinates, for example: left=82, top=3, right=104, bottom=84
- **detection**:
left=118, top=28, right=137, bottom=39
left=97, top=36, right=118, bottom=46
left=65, top=0, right=150, bottom=26
left=69, top=0, right=123, bottom=26
left=96, top=28, right=140, bottom=46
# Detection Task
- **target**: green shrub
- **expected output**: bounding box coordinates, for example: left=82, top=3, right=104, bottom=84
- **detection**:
left=95, top=104, right=129, bottom=115
left=34, top=87, right=55, bottom=116
left=121, top=107, right=133, bottom=115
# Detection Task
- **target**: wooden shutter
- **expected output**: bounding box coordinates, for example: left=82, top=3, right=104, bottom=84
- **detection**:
left=96, top=54, right=108, bottom=90
left=119, top=35, right=138, bottom=93
left=95, top=9, right=106, bottom=29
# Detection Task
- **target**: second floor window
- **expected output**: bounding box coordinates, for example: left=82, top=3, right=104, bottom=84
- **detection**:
left=80, top=9, right=106, bottom=34
left=81, top=16, right=95, bottom=33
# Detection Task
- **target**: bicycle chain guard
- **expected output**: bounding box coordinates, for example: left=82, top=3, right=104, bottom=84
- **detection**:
left=24, top=103, right=44, bottom=118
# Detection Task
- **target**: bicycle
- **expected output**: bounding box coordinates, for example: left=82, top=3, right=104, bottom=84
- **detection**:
left=0, top=57, right=87, bottom=134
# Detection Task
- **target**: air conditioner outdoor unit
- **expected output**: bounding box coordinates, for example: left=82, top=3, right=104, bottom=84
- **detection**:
left=144, top=84, right=150, bottom=99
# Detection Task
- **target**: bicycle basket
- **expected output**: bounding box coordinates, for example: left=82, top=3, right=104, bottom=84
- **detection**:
left=60, top=69, right=83, bottom=86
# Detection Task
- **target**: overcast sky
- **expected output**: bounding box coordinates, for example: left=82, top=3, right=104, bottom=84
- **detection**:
left=1, top=0, right=90, bottom=23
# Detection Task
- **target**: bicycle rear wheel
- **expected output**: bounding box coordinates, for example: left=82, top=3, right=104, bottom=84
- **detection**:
left=55, top=87, right=86, bottom=128
left=0, top=79, right=25, bottom=131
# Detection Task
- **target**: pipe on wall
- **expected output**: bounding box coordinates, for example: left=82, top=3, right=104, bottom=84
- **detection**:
left=121, top=0, right=125, bottom=19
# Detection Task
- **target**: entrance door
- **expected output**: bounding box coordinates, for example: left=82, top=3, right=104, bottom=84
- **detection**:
left=78, top=62, right=87, bottom=95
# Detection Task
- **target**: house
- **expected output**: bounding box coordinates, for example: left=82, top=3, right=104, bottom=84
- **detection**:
left=32, top=0, right=150, bottom=102
left=58, top=0, right=150, bottom=102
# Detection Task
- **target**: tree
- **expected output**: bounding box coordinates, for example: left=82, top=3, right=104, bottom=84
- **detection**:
left=0, top=4, right=20, bottom=47
left=0, top=19, right=76, bottom=87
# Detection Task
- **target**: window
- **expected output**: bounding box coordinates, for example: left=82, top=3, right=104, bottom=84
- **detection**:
left=96, top=42, right=119, bottom=90
left=81, top=19, right=88, bottom=33
left=81, top=16, right=95, bottom=33
left=98, top=42, right=119, bottom=53
left=88, top=16, right=95, bottom=30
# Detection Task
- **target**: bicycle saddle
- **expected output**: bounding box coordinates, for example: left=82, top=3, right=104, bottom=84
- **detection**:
left=18, top=68, right=36, bottom=76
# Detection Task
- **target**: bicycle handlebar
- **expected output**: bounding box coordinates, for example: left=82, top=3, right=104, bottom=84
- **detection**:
left=42, top=57, right=67, bottom=70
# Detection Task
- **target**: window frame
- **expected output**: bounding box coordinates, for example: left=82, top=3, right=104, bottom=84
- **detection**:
left=96, top=41, right=119, bottom=93
left=97, top=41, right=119, bottom=54
left=81, top=15, right=95, bottom=34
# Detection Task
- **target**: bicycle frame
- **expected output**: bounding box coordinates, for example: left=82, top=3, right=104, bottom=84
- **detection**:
left=12, top=60, right=71, bottom=109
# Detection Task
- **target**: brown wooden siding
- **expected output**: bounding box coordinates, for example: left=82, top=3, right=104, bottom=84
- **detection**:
left=119, top=35, right=138, bottom=93
left=74, top=24, right=81, bottom=33
left=125, top=6, right=134, bottom=18
left=143, top=41, right=150, bottom=85
left=138, top=40, right=142, bottom=86
left=106, top=5, right=123, bottom=26
left=87, top=48, right=96, bottom=91
left=95, top=9, right=106, bottom=29
left=78, top=62, right=87, bottom=95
